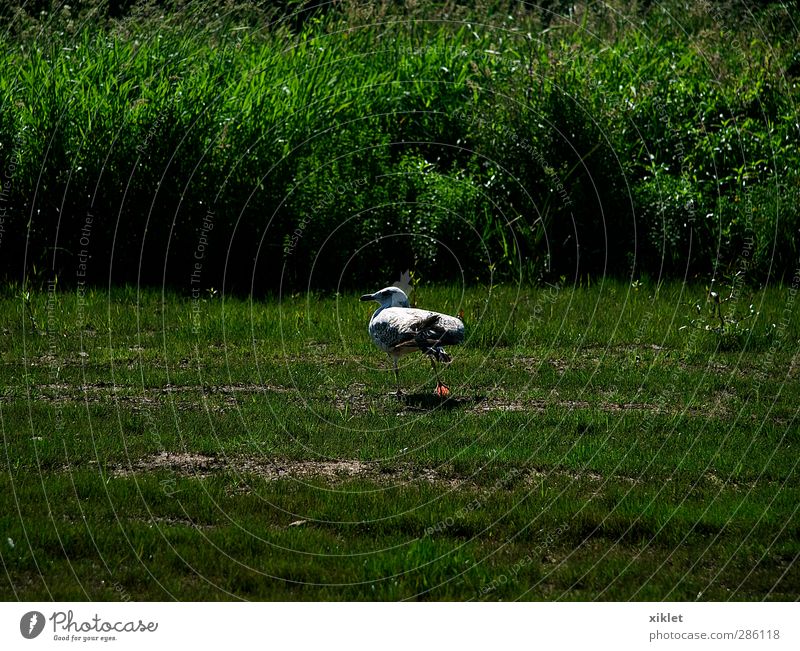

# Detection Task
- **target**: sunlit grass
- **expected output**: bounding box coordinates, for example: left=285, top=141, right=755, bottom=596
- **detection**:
left=1, top=281, right=798, bottom=599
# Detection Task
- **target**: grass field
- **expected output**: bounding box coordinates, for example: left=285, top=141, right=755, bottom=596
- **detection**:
left=1, top=280, right=798, bottom=600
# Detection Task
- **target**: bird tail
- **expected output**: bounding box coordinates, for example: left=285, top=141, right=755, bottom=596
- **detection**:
left=423, top=346, right=452, bottom=364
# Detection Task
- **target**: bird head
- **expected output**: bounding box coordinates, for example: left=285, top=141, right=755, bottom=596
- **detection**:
left=360, top=286, right=410, bottom=308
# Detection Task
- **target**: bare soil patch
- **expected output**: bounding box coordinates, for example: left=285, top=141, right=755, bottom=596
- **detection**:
left=106, top=452, right=769, bottom=492
left=11, top=381, right=725, bottom=419
left=110, top=452, right=641, bottom=487
left=111, top=451, right=457, bottom=485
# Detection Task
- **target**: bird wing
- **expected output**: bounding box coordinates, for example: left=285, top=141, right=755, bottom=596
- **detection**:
left=370, top=308, right=464, bottom=353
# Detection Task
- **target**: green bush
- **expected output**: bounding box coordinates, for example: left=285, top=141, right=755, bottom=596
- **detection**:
left=0, top=1, right=797, bottom=293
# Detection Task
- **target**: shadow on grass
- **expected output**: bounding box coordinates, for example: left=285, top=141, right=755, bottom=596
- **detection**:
left=401, top=393, right=486, bottom=411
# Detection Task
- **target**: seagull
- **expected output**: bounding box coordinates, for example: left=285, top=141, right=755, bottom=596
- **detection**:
left=360, top=286, right=465, bottom=397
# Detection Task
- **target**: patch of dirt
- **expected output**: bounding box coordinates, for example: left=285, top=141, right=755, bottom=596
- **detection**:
left=101, top=452, right=779, bottom=493
left=10, top=380, right=726, bottom=419
left=108, top=452, right=650, bottom=490
left=110, top=452, right=467, bottom=487
left=116, top=452, right=224, bottom=476
left=472, top=396, right=675, bottom=415
left=145, top=514, right=215, bottom=530
left=2, top=382, right=292, bottom=410
left=332, top=383, right=370, bottom=413
left=525, top=466, right=639, bottom=485
left=480, top=401, right=530, bottom=412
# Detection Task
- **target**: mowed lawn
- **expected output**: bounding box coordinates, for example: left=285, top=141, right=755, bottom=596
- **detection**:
left=1, top=280, right=798, bottom=600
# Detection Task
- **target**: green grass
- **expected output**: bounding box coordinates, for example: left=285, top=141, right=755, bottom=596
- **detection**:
left=1, top=280, right=798, bottom=600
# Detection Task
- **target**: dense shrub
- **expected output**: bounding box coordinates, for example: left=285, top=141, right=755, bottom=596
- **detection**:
left=0, top=1, right=797, bottom=293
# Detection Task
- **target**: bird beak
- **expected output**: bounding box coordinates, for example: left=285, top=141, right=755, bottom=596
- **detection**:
left=360, top=293, right=375, bottom=302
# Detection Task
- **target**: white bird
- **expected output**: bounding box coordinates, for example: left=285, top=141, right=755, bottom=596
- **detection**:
left=360, top=286, right=465, bottom=397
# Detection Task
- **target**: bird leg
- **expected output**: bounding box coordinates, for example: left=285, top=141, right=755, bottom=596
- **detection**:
left=429, top=356, right=450, bottom=397
left=392, top=356, right=403, bottom=398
